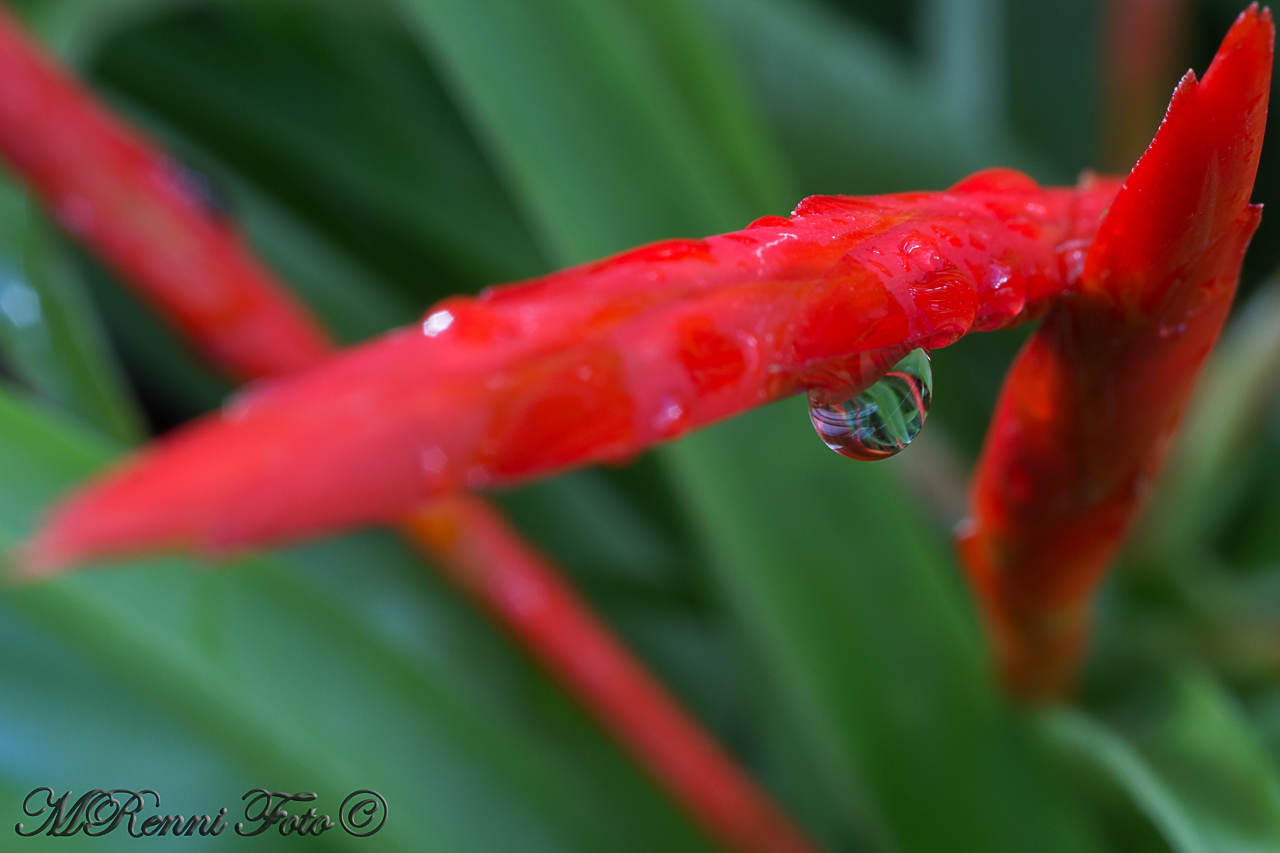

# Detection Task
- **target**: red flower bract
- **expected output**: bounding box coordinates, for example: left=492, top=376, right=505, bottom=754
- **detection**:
left=958, top=4, right=1274, bottom=697
left=20, top=170, right=1119, bottom=570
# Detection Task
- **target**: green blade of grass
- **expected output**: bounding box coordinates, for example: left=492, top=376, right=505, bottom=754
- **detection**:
left=0, top=174, right=142, bottom=443
left=1043, top=670, right=1280, bottom=853
left=702, top=0, right=1044, bottom=196
left=1137, top=278, right=1280, bottom=569
left=394, top=0, right=769, bottom=263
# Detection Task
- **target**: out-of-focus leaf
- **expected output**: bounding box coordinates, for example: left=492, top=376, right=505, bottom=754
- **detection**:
left=6, top=0, right=193, bottom=64
left=702, top=0, right=1041, bottom=197
left=750, top=683, right=866, bottom=852
left=232, top=174, right=419, bottom=344
left=0, top=588, right=291, bottom=853
left=0, top=386, right=717, bottom=853
left=1139, top=279, right=1280, bottom=569
left=499, top=469, right=684, bottom=591
left=664, top=396, right=1095, bottom=853
left=395, top=0, right=766, bottom=264
left=606, top=0, right=797, bottom=214
left=918, top=0, right=1005, bottom=147
left=91, top=1, right=547, bottom=297
left=76, top=254, right=232, bottom=425
left=0, top=174, right=141, bottom=443
left=1044, top=709, right=1210, bottom=853
left=1005, top=0, right=1100, bottom=176
left=1044, top=671, right=1280, bottom=853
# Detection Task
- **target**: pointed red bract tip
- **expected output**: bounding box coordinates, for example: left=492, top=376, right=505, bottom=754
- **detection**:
left=959, top=6, right=1273, bottom=697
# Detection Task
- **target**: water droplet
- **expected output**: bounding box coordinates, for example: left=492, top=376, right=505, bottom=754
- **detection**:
left=746, top=215, right=792, bottom=229
left=808, top=349, right=932, bottom=461
left=422, top=309, right=454, bottom=337
left=651, top=393, right=688, bottom=437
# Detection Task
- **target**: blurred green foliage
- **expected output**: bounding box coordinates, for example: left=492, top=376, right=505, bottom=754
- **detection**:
left=2, top=0, right=1280, bottom=851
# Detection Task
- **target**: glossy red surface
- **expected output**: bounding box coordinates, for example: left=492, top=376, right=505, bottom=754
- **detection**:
left=959, top=5, right=1273, bottom=697
left=22, top=171, right=1121, bottom=567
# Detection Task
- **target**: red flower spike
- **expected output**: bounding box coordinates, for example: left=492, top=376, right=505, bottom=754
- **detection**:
left=20, top=174, right=1121, bottom=570
left=0, top=6, right=332, bottom=381
left=958, top=5, right=1274, bottom=698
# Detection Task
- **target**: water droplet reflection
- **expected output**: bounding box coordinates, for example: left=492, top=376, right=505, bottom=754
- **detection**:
left=807, top=349, right=932, bottom=461
left=422, top=309, right=454, bottom=337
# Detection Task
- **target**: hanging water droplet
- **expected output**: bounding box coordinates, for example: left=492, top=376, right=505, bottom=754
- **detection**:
left=808, top=349, right=932, bottom=461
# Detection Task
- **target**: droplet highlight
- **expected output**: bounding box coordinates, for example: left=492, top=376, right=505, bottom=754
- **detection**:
left=422, top=309, right=454, bottom=337
left=808, top=349, right=932, bottom=461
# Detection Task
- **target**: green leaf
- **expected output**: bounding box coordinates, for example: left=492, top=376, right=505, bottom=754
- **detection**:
left=395, top=0, right=769, bottom=263
left=90, top=2, right=548, bottom=295
left=231, top=170, right=421, bottom=344
left=663, top=397, right=1094, bottom=853
left=604, top=0, right=797, bottom=214
left=1138, top=280, right=1280, bottom=569
left=1044, top=671, right=1280, bottom=853
left=918, top=0, right=1007, bottom=149
left=0, top=174, right=142, bottom=443
left=1005, top=0, right=1100, bottom=174
left=7, top=0, right=193, bottom=64
left=0, top=386, right=717, bottom=853
left=75, top=253, right=233, bottom=423
left=702, top=0, right=1045, bottom=197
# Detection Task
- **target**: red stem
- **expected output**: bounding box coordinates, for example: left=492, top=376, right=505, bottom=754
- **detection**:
left=0, top=7, right=823, bottom=851
left=0, top=5, right=331, bottom=382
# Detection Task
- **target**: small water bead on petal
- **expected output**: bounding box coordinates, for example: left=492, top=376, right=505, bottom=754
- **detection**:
left=898, top=233, right=947, bottom=272
left=971, top=260, right=1025, bottom=331
left=651, top=393, right=688, bottom=437
left=422, top=309, right=454, bottom=337
left=807, top=349, right=932, bottom=461
left=1055, top=237, right=1092, bottom=284
left=746, top=215, right=793, bottom=229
